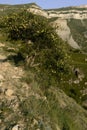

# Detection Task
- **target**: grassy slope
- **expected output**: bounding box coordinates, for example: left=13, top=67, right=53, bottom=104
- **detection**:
left=70, top=52, right=87, bottom=105
left=0, top=3, right=87, bottom=105
left=0, top=23, right=87, bottom=130
left=0, top=36, right=87, bottom=130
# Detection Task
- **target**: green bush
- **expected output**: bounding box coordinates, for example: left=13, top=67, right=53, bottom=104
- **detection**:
left=4, top=10, right=70, bottom=84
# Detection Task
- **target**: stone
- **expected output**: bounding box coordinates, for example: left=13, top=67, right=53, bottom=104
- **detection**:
left=12, top=75, right=20, bottom=79
left=31, top=119, right=38, bottom=128
left=0, top=75, right=4, bottom=81
left=73, top=80, right=80, bottom=84
left=12, top=125, right=20, bottom=130
left=85, top=82, right=87, bottom=85
left=0, top=88, right=5, bottom=94
left=0, top=119, right=2, bottom=123
left=85, top=58, right=87, bottom=62
left=82, top=100, right=87, bottom=109
left=5, top=89, right=14, bottom=97
left=78, top=74, right=84, bottom=81
left=33, top=119, right=38, bottom=125
left=0, top=81, right=3, bottom=87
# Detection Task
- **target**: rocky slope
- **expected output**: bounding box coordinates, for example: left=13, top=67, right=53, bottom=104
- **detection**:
left=0, top=42, right=87, bottom=130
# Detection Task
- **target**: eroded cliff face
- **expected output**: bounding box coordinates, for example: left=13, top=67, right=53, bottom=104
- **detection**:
left=46, top=6, right=87, bottom=50
left=48, top=9, right=87, bottom=19
left=0, top=40, right=87, bottom=129
left=47, top=5, right=87, bottom=19
left=51, top=18, right=80, bottom=49
left=26, top=4, right=87, bottom=49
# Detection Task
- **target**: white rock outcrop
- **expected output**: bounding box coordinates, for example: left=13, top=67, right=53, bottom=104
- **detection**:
left=52, top=19, right=80, bottom=49
left=27, top=5, right=48, bottom=18
left=47, top=9, right=87, bottom=19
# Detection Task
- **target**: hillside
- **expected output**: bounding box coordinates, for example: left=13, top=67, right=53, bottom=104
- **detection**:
left=0, top=41, right=87, bottom=130
left=0, top=3, right=87, bottom=130
left=46, top=6, right=87, bottom=51
left=1, top=3, right=87, bottom=51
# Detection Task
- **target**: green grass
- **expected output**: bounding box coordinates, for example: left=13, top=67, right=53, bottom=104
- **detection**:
left=60, top=51, right=87, bottom=104
left=70, top=52, right=87, bottom=75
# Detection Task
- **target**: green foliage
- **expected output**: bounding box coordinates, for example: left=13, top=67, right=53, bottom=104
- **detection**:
left=5, top=11, right=49, bottom=41
left=4, top=10, right=70, bottom=84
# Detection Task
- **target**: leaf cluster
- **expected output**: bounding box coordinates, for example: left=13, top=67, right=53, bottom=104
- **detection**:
left=4, top=10, right=70, bottom=83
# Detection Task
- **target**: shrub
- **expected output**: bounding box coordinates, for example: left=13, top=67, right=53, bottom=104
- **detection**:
left=4, top=10, right=70, bottom=85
